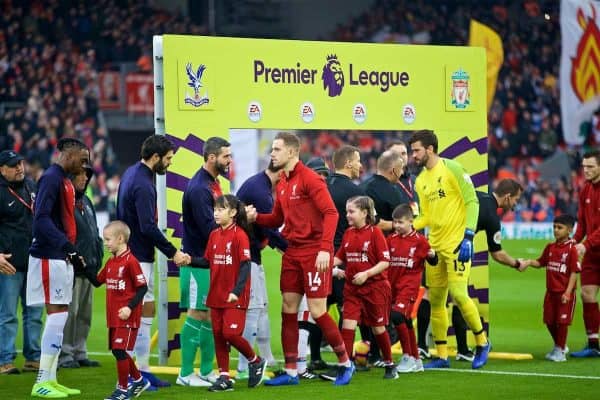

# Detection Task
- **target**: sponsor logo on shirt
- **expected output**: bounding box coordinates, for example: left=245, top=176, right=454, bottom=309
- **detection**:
left=560, top=264, right=567, bottom=273
left=213, top=254, right=233, bottom=265
left=106, top=278, right=127, bottom=290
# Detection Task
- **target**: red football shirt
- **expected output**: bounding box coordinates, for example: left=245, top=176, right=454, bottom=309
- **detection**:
left=60, top=178, right=76, bottom=244
left=97, top=249, right=147, bottom=328
left=386, top=230, right=431, bottom=287
left=335, top=224, right=390, bottom=285
left=204, top=224, right=251, bottom=308
left=537, top=240, right=581, bottom=292
left=256, top=161, right=338, bottom=253
left=573, top=180, right=600, bottom=252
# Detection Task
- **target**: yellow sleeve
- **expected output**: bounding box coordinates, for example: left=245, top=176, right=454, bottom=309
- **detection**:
left=445, top=159, right=479, bottom=231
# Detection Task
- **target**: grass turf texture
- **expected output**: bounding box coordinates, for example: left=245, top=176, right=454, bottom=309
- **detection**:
left=2, top=239, right=598, bottom=399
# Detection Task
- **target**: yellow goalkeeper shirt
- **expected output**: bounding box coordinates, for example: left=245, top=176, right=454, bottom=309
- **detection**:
left=413, top=158, right=479, bottom=253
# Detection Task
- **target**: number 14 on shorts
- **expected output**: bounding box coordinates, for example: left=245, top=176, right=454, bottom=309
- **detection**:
left=307, top=271, right=322, bottom=291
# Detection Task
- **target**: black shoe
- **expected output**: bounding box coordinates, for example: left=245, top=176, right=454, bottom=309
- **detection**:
left=455, top=350, right=474, bottom=362
left=248, top=358, right=267, bottom=388
left=318, top=368, right=338, bottom=382
left=208, top=376, right=234, bottom=392
left=354, top=364, right=370, bottom=372
left=78, top=359, right=100, bottom=367
left=418, top=347, right=431, bottom=359
left=369, top=358, right=386, bottom=368
left=383, top=364, right=398, bottom=379
left=299, top=370, right=318, bottom=379
left=59, top=360, right=80, bottom=369
left=308, top=359, right=330, bottom=371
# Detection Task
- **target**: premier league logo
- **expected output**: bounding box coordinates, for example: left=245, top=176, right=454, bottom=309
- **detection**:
left=450, top=68, right=470, bottom=109
left=184, top=62, right=210, bottom=107
left=322, top=54, right=344, bottom=97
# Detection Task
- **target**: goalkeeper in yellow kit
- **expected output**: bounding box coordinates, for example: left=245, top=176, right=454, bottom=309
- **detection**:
left=408, top=130, right=490, bottom=370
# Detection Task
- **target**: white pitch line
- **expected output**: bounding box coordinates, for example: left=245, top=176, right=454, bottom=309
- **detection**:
left=83, top=352, right=600, bottom=380
left=433, top=368, right=600, bottom=380
left=86, top=351, right=158, bottom=358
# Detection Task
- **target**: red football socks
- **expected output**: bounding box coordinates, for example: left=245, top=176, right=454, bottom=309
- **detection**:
left=282, top=312, right=299, bottom=369
left=227, top=334, right=257, bottom=362
left=315, top=313, right=349, bottom=363
left=341, top=328, right=356, bottom=360
left=396, top=323, right=412, bottom=358
left=583, top=302, right=600, bottom=344
left=374, top=331, right=393, bottom=364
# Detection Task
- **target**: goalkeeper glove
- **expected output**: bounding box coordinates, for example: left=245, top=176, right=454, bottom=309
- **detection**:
left=454, top=228, right=474, bottom=263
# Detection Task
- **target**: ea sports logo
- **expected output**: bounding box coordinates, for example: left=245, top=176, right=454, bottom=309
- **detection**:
left=353, top=103, right=367, bottom=124
left=301, top=102, right=315, bottom=123
left=248, top=101, right=262, bottom=122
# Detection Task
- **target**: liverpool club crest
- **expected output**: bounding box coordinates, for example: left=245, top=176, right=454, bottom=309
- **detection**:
left=450, top=68, right=470, bottom=109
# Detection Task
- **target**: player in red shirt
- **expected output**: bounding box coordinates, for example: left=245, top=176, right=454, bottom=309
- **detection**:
left=85, top=221, right=151, bottom=400
left=187, top=195, right=267, bottom=392
left=246, top=132, right=353, bottom=386
left=523, top=215, right=581, bottom=362
left=334, top=196, right=395, bottom=379
left=387, top=204, right=437, bottom=373
left=571, top=150, right=600, bottom=358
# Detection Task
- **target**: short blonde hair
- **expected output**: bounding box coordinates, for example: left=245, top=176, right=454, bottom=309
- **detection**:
left=104, top=220, right=131, bottom=242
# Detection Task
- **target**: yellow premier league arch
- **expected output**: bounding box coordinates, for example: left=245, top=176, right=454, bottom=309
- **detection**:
left=153, top=35, right=488, bottom=365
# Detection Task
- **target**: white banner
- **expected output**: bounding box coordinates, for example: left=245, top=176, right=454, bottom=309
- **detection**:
left=560, top=0, right=600, bottom=145
left=501, top=222, right=554, bottom=239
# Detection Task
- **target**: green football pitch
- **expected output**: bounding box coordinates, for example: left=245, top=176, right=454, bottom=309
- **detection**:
left=2, top=239, right=599, bottom=399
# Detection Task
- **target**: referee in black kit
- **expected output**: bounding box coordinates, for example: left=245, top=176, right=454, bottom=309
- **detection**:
left=475, top=178, right=526, bottom=269
left=449, top=178, right=528, bottom=361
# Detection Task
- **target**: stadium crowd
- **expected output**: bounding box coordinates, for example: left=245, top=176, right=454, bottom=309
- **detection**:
left=0, top=0, right=207, bottom=215
left=0, top=0, right=589, bottom=222
left=1, top=1, right=600, bottom=397
left=326, top=0, right=588, bottom=222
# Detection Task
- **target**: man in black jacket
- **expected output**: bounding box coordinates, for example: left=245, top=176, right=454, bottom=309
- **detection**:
left=318, top=146, right=365, bottom=380
left=0, top=150, right=42, bottom=375
left=59, top=166, right=103, bottom=369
